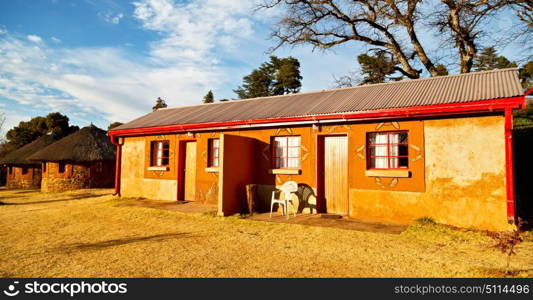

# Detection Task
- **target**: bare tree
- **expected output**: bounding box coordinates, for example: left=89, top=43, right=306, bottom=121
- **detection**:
left=260, top=0, right=438, bottom=78
left=513, top=0, right=532, bottom=28
left=432, top=0, right=519, bottom=73
left=260, top=0, right=520, bottom=77
left=511, top=0, right=533, bottom=61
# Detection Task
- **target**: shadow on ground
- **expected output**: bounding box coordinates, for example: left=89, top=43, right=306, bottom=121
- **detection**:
left=247, top=213, right=407, bottom=234
left=59, top=232, right=196, bottom=252
left=0, top=193, right=109, bottom=206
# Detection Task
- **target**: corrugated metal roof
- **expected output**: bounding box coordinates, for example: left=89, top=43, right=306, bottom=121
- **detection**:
left=114, top=68, right=523, bottom=131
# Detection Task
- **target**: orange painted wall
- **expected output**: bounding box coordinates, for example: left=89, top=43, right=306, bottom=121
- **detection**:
left=217, top=134, right=256, bottom=216
left=119, top=114, right=510, bottom=230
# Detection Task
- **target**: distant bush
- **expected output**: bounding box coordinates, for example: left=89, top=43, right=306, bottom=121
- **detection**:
left=415, top=217, right=436, bottom=225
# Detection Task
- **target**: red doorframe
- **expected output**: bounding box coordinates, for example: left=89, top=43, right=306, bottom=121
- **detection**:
left=176, top=139, right=196, bottom=201
left=316, top=133, right=349, bottom=214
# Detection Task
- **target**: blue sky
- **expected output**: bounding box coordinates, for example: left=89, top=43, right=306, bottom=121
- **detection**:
left=0, top=0, right=525, bottom=133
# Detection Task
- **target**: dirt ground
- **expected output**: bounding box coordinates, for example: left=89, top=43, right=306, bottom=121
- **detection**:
left=1, top=188, right=532, bottom=277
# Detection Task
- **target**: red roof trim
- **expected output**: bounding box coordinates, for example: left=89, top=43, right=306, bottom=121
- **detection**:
left=109, top=96, right=525, bottom=140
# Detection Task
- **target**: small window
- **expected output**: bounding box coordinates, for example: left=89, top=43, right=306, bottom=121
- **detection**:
left=21, top=167, right=28, bottom=175
left=367, top=131, right=408, bottom=169
left=150, top=140, right=170, bottom=167
left=272, top=136, right=301, bottom=169
left=58, top=162, right=66, bottom=173
left=42, top=162, right=46, bottom=173
left=208, top=139, right=220, bottom=167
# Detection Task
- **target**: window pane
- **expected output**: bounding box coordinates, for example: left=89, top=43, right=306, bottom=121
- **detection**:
left=374, top=157, right=388, bottom=168
left=375, top=133, right=388, bottom=144
left=374, top=144, right=388, bottom=156
left=367, top=146, right=376, bottom=157
left=287, top=147, right=299, bottom=157
left=274, top=137, right=287, bottom=147
left=275, top=158, right=284, bottom=168
left=398, top=144, right=408, bottom=156
left=367, top=131, right=409, bottom=169
left=389, top=144, right=398, bottom=156
left=288, top=136, right=300, bottom=146
left=389, top=157, right=399, bottom=168
left=399, top=132, right=408, bottom=143
left=399, top=157, right=409, bottom=168
left=288, top=158, right=300, bottom=168
left=389, top=133, right=400, bottom=144
left=275, top=147, right=284, bottom=158
left=368, top=133, right=376, bottom=144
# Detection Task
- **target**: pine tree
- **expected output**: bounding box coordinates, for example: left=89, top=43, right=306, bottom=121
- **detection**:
left=473, top=47, right=517, bottom=71
left=234, top=56, right=302, bottom=99
left=108, top=122, right=124, bottom=131
left=357, top=52, right=400, bottom=84
left=435, top=64, right=449, bottom=76
left=519, top=61, right=533, bottom=89
left=203, top=90, right=214, bottom=103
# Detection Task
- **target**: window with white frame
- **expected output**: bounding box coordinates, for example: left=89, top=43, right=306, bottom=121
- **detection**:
left=272, top=136, right=301, bottom=169
left=367, top=131, right=408, bottom=169
left=150, top=140, right=170, bottom=167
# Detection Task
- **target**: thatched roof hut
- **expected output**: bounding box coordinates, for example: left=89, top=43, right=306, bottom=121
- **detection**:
left=29, top=125, right=115, bottom=162
left=28, top=125, right=116, bottom=192
left=0, top=135, right=58, bottom=166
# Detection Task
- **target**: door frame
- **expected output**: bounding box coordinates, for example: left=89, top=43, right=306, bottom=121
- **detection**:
left=177, top=139, right=196, bottom=201
left=316, top=133, right=349, bottom=215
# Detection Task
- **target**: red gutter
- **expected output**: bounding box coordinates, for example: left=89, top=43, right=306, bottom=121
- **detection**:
left=109, top=96, right=525, bottom=138
left=504, top=107, right=516, bottom=223
left=110, top=137, right=123, bottom=196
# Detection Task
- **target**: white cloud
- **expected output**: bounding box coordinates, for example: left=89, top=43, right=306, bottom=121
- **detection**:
left=98, top=11, right=124, bottom=24
left=0, top=0, right=357, bottom=129
left=51, top=36, right=61, bottom=43
left=132, top=0, right=254, bottom=64
left=0, top=32, right=223, bottom=125
left=26, top=34, right=42, bottom=43
left=0, top=27, right=7, bottom=35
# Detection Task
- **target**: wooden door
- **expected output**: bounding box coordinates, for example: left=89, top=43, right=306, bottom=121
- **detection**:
left=323, top=136, right=348, bottom=215
left=184, top=141, right=197, bottom=201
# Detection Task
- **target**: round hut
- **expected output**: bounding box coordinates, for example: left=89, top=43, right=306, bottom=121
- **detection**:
left=0, top=135, right=58, bottom=189
left=29, top=125, right=116, bottom=192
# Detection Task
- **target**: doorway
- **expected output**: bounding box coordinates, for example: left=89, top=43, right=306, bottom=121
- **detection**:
left=179, top=141, right=197, bottom=201
left=318, top=135, right=349, bottom=215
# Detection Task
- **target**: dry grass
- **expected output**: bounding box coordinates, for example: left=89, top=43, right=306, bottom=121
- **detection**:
left=1, top=188, right=532, bottom=278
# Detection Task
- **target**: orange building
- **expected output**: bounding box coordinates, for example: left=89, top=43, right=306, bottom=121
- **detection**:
left=29, top=125, right=116, bottom=192
left=0, top=135, right=58, bottom=189
left=109, top=69, right=529, bottom=231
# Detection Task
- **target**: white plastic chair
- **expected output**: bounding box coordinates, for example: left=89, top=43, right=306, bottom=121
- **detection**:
left=270, top=181, right=298, bottom=219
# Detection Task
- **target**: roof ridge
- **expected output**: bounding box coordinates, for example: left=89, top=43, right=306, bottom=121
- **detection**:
left=158, top=68, right=519, bottom=111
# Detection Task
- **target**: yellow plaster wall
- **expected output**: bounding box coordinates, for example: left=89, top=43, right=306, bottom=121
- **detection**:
left=120, top=137, right=177, bottom=200
left=349, top=115, right=511, bottom=230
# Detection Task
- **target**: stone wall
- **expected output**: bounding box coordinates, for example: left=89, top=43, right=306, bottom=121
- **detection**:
left=41, top=161, right=114, bottom=192
left=5, top=166, right=41, bottom=189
